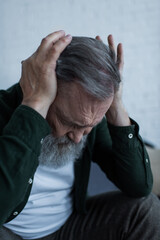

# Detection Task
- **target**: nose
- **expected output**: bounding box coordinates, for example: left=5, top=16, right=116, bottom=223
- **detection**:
left=67, top=128, right=92, bottom=144
left=67, top=131, right=84, bottom=144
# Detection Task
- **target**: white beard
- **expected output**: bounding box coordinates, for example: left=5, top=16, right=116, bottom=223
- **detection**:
left=38, top=134, right=87, bottom=168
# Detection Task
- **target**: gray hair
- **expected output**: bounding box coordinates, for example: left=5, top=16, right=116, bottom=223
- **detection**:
left=56, top=37, right=121, bottom=100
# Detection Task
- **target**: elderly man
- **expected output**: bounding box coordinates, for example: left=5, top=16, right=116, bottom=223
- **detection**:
left=0, top=30, right=160, bottom=240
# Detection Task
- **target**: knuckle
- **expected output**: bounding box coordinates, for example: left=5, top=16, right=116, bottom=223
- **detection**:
left=61, top=37, right=69, bottom=44
left=41, top=37, right=49, bottom=45
left=50, top=46, right=57, bottom=54
left=21, top=59, right=28, bottom=69
left=49, top=48, right=59, bottom=61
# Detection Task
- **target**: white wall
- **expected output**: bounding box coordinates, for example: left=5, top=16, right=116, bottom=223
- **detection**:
left=0, top=0, right=160, bottom=147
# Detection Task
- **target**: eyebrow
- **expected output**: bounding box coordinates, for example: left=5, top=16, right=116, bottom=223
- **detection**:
left=55, top=107, right=96, bottom=129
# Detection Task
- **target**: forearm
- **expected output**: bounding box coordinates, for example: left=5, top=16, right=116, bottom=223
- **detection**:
left=108, top=120, right=153, bottom=196
left=92, top=118, right=153, bottom=197
left=0, top=105, right=50, bottom=225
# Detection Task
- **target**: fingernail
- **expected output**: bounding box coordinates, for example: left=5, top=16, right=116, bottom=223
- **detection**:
left=65, top=34, right=72, bottom=40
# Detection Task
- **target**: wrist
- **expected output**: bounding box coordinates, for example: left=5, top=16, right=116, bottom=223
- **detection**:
left=21, top=99, right=51, bottom=118
left=106, top=103, right=131, bottom=126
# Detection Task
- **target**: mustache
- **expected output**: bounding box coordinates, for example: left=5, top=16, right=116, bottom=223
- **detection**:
left=44, top=135, right=76, bottom=149
left=42, top=134, right=87, bottom=148
left=53, top=135, right=73, bottom=145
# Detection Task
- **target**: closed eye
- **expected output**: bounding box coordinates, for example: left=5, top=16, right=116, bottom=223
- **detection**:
left=55, top=107, right=101, bottom=130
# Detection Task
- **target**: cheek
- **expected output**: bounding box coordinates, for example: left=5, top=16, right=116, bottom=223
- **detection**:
left=47, top=116, right=70, bottom=138
left=84, top=127, right=92, bottom=135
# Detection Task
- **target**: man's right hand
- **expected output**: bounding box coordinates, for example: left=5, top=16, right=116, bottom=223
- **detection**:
left=20, top=30, right=72, bottom=118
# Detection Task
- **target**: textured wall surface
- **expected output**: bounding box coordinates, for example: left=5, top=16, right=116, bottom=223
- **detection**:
left=0, top=0, right=160, bottom=147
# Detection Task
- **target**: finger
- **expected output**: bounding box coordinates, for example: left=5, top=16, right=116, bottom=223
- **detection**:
left=108, top=34, right=116, bottom=62
left=47, top=34, right=72, bottom=65
left=107, top=34, right=116, bottom=51
left=44, top=30, right=66, bottom=43
left=117, top=43, right=124, bottom=70
left=95, top=35, right=102, bottom=41
left=37, top=30, right=66, bottom=55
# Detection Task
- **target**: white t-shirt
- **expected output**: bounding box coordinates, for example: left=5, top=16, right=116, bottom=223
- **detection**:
left=4, top=162, right=74, bottom=239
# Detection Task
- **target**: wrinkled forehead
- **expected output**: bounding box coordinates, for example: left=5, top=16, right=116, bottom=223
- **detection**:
left=55, top=83, right=113, bottom=127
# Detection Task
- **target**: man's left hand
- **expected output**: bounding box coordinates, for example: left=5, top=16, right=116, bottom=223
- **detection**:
left=96, top=34, right=131, bottom=126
